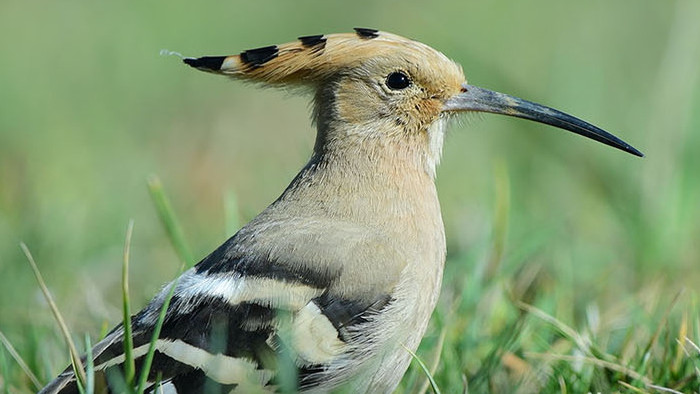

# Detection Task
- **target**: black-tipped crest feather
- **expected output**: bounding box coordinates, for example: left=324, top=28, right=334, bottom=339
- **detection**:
left=183, top=56, right=226, bottom=71
left=240, top=45, right=279, bottom=67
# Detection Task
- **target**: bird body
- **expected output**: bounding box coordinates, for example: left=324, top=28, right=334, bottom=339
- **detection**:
left=41, top=28, right=641, bottom=393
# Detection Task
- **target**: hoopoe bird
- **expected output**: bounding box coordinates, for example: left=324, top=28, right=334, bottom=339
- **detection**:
left=42, top=28, right=642, bottom=393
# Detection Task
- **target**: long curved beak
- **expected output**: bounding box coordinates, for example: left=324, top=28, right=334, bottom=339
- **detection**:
left=443, top=84, right=643, bottom=157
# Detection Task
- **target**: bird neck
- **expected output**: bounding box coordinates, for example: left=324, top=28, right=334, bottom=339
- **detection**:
left=274, top=123, right=444, bottom=228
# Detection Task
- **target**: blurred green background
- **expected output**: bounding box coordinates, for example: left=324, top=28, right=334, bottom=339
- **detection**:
left=1, top=0, right=699, bottom=391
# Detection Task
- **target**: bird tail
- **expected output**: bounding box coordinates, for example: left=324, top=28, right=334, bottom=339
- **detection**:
left=39, top=368, right=79, bottom=394
left=39, top=325, right=126, bottom=394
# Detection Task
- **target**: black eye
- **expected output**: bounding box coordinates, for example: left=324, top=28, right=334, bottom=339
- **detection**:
left=386, top=71, right=411, bottom=90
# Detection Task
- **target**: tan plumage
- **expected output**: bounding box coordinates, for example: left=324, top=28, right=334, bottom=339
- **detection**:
left=41, top=28, right=641, bottom=394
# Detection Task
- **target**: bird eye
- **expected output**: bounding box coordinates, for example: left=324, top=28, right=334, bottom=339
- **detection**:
left=386, top=71, right=411, bottom=90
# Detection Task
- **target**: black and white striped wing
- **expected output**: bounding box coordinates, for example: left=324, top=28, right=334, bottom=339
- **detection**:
left=40, top=240, right=392, bottom=393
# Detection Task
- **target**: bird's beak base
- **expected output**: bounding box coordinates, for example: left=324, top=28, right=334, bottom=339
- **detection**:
left=443, top=84, right=643, bottom=157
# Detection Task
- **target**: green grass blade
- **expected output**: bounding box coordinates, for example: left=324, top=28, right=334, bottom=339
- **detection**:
left=0, top=345, right=9, bottom=394
left=0, top=330, right=42, bottom=390
left=84, top=334, right=94, bottom=394
left=136, top=265, right=183, bottom=394
left=274, top=311, right=299, bottom=394
left=617, top=380, right=649, bottom=393
left=122, top=220, right=136, bottom=387
left=224, top=189, right=241, bottom=237
left=517, top=301, right=616, bottom=363
left=526, top=353, right=650, bottom=386
left=147, top=175, right=195, bottom=266
left=416, top=327, right=447, bottom=394
left=20, top=242, right=87, bottom=389
left=402, top=343, right=441, bottom=394
left=154, top=372, right=163, bottom=394
left=636, top=290, right=682, bottom=376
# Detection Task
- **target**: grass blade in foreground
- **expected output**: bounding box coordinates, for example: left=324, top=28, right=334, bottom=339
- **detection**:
left=84, top=335, right=94, bottom=394
left=147, top=175, right=195, bottom=266
left=402, top=343, right=441, bottom=394
left=415, top=327, right=447, bottom=394
left=1, top=345, right=9, bottom=394
left=20, top=243, right=87, bottom=390
left=137, top=174, right=189, bottom=392
left=224, top=189, right=241, bottom=237
left=136, top=268, right=182, bottom=394
left=122, top=220, right=136, bottom=387
left=0, top=330, right=42, bottom=390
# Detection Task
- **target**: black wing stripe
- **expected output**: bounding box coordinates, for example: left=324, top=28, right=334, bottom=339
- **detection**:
left=194, top=237, right=338, bottom=288
left=93, top=327, right=153, bottom=368
left=160, top=297, right=277, bottom=360
left=313, top=293, right=393, bottom=341
left=43, top=242, right=399, bottom=393
left=104, top=349, right=194, bottom=388
left=171, top=369, right=237, bottom=394
left=82, top=295, right=277, bottom=392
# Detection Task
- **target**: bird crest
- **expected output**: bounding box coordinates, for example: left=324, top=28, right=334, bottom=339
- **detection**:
left=183, top=28, right=463, bottom=89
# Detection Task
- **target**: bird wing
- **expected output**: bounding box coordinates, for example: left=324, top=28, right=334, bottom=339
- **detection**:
left=40, top=233, right=395, bottom=394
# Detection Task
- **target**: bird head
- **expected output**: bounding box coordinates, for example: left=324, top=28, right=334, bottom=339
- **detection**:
left=184, top=28, right=642, bottom=171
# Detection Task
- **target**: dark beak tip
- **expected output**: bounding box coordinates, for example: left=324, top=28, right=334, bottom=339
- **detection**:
left=622, top=144, right=644, bottom=157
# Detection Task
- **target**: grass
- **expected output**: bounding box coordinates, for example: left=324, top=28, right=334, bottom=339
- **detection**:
left=121, top=220, right=135, bottom=388
left=3, top=177, right=699, bottom=392
left=19, top=243, right=86, bottom=391
left=1, top=0, right=699, bottom=392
